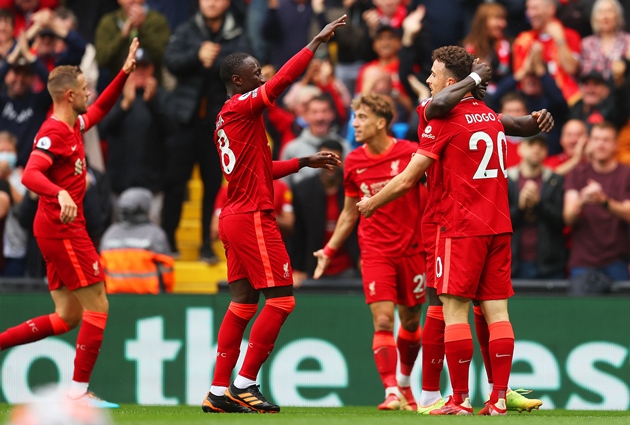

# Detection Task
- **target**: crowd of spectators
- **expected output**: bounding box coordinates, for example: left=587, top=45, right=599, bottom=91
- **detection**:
left=0, top=0, right=628, bottom=289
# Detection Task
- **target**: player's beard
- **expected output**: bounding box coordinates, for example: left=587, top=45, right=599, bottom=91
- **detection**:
left=74, top=103, right=88, bottom=115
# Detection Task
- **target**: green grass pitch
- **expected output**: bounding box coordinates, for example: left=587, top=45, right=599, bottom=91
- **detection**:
left=1, top=405, right=630, bottom=425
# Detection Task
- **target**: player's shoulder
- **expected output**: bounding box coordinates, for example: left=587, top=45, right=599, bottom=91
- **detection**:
left=345, top=145, right=366, bottom=167
left=393, top=139, right=419, bottom=154
left=34, top=120, right=67, bottom=150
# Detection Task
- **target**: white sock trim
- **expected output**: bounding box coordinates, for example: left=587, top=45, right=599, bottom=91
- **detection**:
left=233, top=375, right=257, bottom=390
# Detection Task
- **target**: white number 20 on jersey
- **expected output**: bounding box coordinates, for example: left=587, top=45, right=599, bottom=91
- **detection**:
left=469, top=131, right=507, bottom=180
left=217, top=129, right=236, bottom=175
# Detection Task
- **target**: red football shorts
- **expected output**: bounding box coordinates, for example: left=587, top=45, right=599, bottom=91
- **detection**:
left=361, top=253, right=426, bottom=306
left=219, top=210, right=293, bottom=289
left=37, top=234, right=104, bottom=291
left=435, top=233, right=514, bottom=300
left=421, top=222, right=440, bottom=290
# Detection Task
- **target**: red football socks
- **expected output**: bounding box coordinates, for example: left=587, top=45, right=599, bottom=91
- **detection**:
left=0, top=313, right=70, bottom=350
left=73, top=311, right=107, bottom=383
left=397, top=326, right=422, bottom=376
left=373, top=330, right=398, bottom=388
left=212, top=302, right=258, bottom=387
left=239, top=296, right=295, bottom=381
left=489, top=321, right=514, bottom=403
left=444, top=323, right=473, bottom=405
left=421, top=306, right=445, bottom=391
left=473, top=306, right=492, bottom=385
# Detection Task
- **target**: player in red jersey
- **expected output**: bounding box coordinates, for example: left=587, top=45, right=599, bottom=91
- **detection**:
left=313, top=94, right=426, bottom=411
left=0, top=38, right=141, bottom=408
left=358, top=46, right=553, bottom=416
left=200, top=16, right=346, bottom=414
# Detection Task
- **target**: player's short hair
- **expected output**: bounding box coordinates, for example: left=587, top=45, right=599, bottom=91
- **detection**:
left=432, top=46, right=475, bottom=82
left=47, top=65, right=82, bottom=100
left=351, top=94, right=395, bottom=127
left=319, top=138, right=343, bottom=153
left=220, top=52, right=253, bottom=85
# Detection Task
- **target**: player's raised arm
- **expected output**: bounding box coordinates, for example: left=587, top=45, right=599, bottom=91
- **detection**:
left=272, top=152, right=340, bottom=179
left=262, top=16, right=346, bottom=103
left=357, top=153, right=433, bottom=218
left=84, top=38, right=139, bottom=130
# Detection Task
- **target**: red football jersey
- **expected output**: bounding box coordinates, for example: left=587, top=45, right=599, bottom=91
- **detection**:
left=344, top=139, right=423, bottom=259
left=418, top=97, right=513, bottom=238
left=416, top=98, right=443, bottom=226
left=31, top=115, right=90, bottom=238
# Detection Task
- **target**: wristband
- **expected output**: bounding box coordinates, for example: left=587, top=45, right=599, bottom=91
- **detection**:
left=469, top=72, right=482, bottom=86
left=323, top=244, right=337, bottom=258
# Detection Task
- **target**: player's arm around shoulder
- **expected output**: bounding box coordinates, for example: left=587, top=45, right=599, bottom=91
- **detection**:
left=500, top=109, right=554, bottom=137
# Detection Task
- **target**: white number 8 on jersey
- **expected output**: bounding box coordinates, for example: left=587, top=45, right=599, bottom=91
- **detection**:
left=217, top=129, right=236, bottom=174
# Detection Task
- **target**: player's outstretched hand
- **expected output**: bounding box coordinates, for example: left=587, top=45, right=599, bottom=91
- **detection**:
left=308, top=15, right=347, bottom=51
left=356, top=196, right=374, bottom=218
left=531, top=109, right=554, bottom=133
left=313, top=249, right=331, bottom=279
left=57, top=190, right=77, bottom=224
left=123, top=37, right=140, bottom=74
left=301, top=151, right=342, bottom=170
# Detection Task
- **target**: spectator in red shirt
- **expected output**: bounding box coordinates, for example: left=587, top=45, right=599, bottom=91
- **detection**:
left=0, top=0, right=59, bottom=37
left=544, top=118, right=588, bottom=175
left=513, top=0, right=581, bottom=105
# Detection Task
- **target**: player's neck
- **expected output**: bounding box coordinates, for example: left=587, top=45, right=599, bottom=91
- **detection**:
left=52, top=104, right=79, bottom=129
left=365, top=134, right=393, bottom=155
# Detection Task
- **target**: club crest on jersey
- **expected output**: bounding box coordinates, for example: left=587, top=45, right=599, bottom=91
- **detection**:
left=35, top=136, right=52, bottom=150
left=283, top=262, right=290, bottom=279
left=390, top=160, right=400, bottom=176
left=93, top=261, right=100, bottom=275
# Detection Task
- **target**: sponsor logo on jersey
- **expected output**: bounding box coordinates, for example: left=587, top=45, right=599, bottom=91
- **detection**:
left=74, top=158, right=84, bottom=176
left=421, top=125, right=435, bottom=140
left=35, top=136, right=52, bottom=150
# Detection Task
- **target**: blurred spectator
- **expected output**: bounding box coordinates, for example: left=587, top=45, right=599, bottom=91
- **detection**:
left=0, top=131, right=27, bottom=277
left=162, top=0, right=250, bottom=262
left=488, top=41, right=568, bottom=153
left=100, top=187, right=174, bottom=294
left=0, top=8, right=15, bottom=62
left=244, top=0, right=268, bottom=60
left=281, top=95, right=350, bottom=186
left=54, top=6, right=104, bottom=172
left=579, top=0, right=630, bottom=81
left=411, top=0, right=481, bottom=51
left=0, top=0, right=59, bottom=37
left=498, top=92, right=529, bottom=168
left=331, top=0, right=373, bottom=95
left=98, top=48, right=169, bottom=224
left=283, top=58, right=351, bottom=127
left=355, top=25, right=407, bottom=99
left=568, top=71, right=626, bottom=128
left=262, top=0, right=327, bottom=70
left=24, top=7, right=86, bottom=76
left=508, top=134, right=567, bottom=279
left=0, top=33, right=50, bottom=167
left=563, top=121, right=630, bottom=281
left=361, top=0, right=407, bottom=39
left=290, top=139, right=359, bottom=286
left=147, top=0, right=197, bottom=31
left=398, top=5, right=432, bottom=104
left=544, top=118, right=588, bottom=175
left=463, top=2, right=511, bottom=92
left=64, top=0, right=118, bottom=44
left=557, top=0, right=597, bottom=38
left=95, top=0, right=170, bottom=84
left=513, top=0, right=581, bottom=105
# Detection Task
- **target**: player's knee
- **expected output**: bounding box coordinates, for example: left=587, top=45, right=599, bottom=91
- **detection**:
left=374, top=314, right=395, bottom=331
left=399, top=318, right=420, bottom=333
left=266, top=295, right=295, bottom=314
left=57, top=310, right=82, bottom=329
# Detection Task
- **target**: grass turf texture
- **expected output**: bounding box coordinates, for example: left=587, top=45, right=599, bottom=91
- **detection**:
left=1, top=406, right=630, bottom=424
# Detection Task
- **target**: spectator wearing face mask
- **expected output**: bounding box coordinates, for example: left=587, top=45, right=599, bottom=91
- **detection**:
left=0, top=131, right=26, bottom=276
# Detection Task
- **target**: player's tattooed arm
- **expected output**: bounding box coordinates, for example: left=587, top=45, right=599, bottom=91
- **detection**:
left=500, top=109, right=554, bottom=137
left=425, top=61, right=492, bottom=121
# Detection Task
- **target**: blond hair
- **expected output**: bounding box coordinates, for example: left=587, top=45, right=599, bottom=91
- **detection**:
left=47, top=65, right=82, bottom=101
left=351, top=94, right=395, bottom=127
